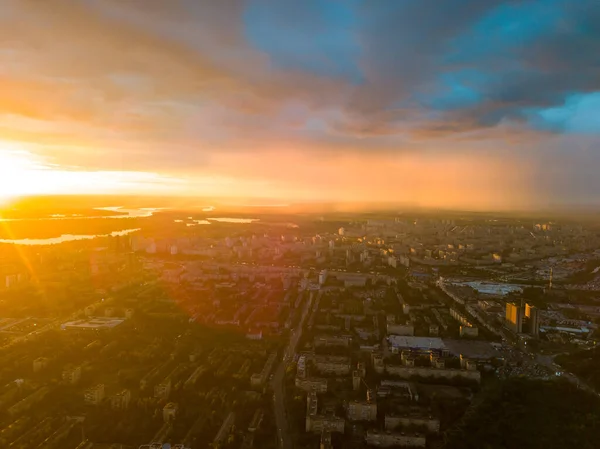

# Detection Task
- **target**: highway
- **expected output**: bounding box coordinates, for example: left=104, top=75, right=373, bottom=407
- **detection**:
left=271, top=290, right=315, bottom=449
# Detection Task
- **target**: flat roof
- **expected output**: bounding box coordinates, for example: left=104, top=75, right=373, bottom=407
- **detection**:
left=387, top=336, right=446, bottom=350
left=61, top=317, right=124, bottom=330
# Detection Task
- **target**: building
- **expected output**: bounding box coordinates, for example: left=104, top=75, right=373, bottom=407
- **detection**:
left=387, top=323, right=415, bottom=336
left=459, top=326, right=479, bottom=337
left=214, top=412, right=235, bottom=445
left=62, top=365, right=82, bottom=385
left=297, top=355, right=307, bottom=378
left=163, top=402, right=178, bottom=422
left=7, top=387, right=49, bottom=416
left=154, top=379, right=172, bottom=400
left=525, top=303, right=540, bottom=336
left=84, top=384, right=105, bottom=405
left=347, top=398, right=377, bottom=421
left=320, top=431, right=333, bottom=449
left=33, top=357, right=49, bottom=373
left=385, top=365, right=480, bottom=383
left=248, top=409, right=264, bottom=432
left=387, top=336, right=448, bottom=354
left=251, top=352, right=277, bottom=386
left=246, top=329, right=263, bottom=340
left=314, top=335, right=351, bottom=348
left=111, top=389, right=131, bottom=409
left=314, top=355, right=351, bottom=376
left=306, top=414, right=345, bottom=434
left=184, top=366, right=207, bottom=388
left=385, top=413, right=440, bottom=433
left=61, top=317, right=124, bottom=331
left=450, top=308, right=475, bottom=328
left=372, top=353, right=385, bottom=374
left=305, top=391, right=345, bottom=433
left=379, top=381, right=419, bottom=401
left=505, top=302, right=524, bottom=333
left=319, top=270, right=328, bottom=285
left=295, top=377, right=328, bottom=393
left=366, top=430, right=426, bottom=448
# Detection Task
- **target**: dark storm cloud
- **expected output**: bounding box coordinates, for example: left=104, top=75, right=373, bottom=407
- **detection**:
left=319, top=0, right=600, bottom=136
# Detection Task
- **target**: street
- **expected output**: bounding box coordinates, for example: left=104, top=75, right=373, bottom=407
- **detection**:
left=535, top=353, right=599, bottom=397
left=271, top=291, right=315, bottom=449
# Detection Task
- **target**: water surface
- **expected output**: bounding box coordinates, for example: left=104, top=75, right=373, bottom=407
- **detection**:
left=0, top=228, right=140, bottom=246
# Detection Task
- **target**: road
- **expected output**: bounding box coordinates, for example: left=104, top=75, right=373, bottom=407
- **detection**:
left=271, top=290, right=315, bottom=449
left=535, top=353, right=599, bottom=398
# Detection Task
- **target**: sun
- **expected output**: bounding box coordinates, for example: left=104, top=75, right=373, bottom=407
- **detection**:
left=0, top=142, right=178, bottom=200
left=0, top=145, right=50, bottom=201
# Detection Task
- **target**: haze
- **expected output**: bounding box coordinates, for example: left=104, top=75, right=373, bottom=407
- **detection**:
left=0, top=0, right=599, bottom=210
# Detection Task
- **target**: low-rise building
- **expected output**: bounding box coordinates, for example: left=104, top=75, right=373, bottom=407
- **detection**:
left=385, top=413, right=440, bottom=433
left=154, top=379, right=172, bottom=400
left=307, top=414, right=346, bottom=433
left=366, top=430, right=426, bottom=448
left=459, top=325, right=479, bottom=337
left=314, top=355, right=351, bottom=376
left=84, top=384, right=105, bottom=405
left=347, top=400, right=377, bottom=421
left=297, top=355, right=307, bottom=379
left=372, top=353, right=385, bottom=374
left=251, top=352, right=277, bottom=386
left=314, top=335, right=352, bottom=347
left=379, top=381, right=419, bottom=401
left=163, top=402, right=178, bottom=422
left=62, top=365, right=81, bottom=385
left=248, top=409, right=264, bottom=432
left=385, top=365, right=481, bottom=383
left=110, top=389, right=131, bottom=409
left=7, top=387, right=49, bottom=415
left=295, top=377, right=328, bottom=393
left=387, top=323, right=415, bottom=336
left=305, top=391, right=345, bottom=433
left=214, top=412, right=235, bottom=445
left=320, top=431, right=333, bottom=449
left=33, top=357, right=49, bottom=373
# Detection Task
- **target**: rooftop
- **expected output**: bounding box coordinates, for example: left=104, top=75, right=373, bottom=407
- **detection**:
left=387, top=336, right=446, bottom=350
left=61, top=317, right=124, bottom=330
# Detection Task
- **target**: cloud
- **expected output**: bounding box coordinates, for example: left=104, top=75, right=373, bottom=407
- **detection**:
left=0, top=0, right=599, bottom=208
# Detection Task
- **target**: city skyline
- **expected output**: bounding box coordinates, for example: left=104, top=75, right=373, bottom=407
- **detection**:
left=0, top=0, right=599, bottom=210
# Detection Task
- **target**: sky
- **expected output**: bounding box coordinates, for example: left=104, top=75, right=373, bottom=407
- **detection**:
left=0, top=0, right=599, bottom=210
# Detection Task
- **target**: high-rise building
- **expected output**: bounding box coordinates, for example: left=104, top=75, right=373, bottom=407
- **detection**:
left=505, top=302, right=523, bottom=333
left=526, top=304, right=540, bottom=337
